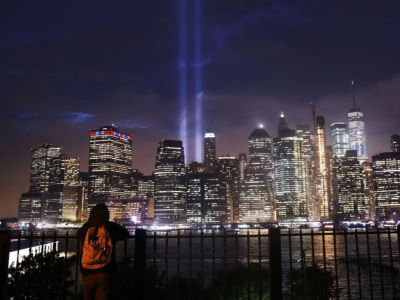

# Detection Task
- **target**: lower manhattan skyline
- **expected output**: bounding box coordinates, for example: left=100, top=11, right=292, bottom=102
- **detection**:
left=1, top=1, right=400, bottom=218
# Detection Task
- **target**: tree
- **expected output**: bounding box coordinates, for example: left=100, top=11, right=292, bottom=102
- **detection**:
left=7, top=252, right=75, bottom=300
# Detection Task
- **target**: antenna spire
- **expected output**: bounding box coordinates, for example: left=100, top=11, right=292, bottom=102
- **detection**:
left=351, top=80, right=356, bottom=109
left=309, top=101, right=316, bottom=131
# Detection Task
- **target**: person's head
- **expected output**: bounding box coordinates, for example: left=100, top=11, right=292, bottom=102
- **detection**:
left=89, top=203, right=110, bottom=225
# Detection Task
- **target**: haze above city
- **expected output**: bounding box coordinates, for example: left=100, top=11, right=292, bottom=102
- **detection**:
left=1, top=1, right=400, bottom=217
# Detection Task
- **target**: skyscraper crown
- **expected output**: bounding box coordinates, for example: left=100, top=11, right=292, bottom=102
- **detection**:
left=249, top=128, right=270, bottom=139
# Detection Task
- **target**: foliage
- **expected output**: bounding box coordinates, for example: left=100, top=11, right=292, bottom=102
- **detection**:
left=112, top=260, right=167, bottom=299
left=205, top=263, right=270, bottom=300
left=286, top=264, right=335, bottom=300
left=6, top=251, right=75, bottom=300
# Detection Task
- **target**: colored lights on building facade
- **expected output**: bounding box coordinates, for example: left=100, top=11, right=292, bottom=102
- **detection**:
left=90, top=130, right=133, bottom=140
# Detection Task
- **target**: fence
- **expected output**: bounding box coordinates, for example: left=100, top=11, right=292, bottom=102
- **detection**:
left=1, top=227, right=400, bottom=299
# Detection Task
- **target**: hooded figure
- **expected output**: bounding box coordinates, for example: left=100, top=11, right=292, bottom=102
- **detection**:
left=78, top=203, right=129, bottom=300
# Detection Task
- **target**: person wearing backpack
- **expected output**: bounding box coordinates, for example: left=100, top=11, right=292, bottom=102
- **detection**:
left=78, top=203, right=129, bottom=300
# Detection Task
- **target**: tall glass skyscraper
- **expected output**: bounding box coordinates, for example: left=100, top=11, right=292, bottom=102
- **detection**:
left=19, top=144, right=78, bottom=223
left=59, top=155, right=80, bottom=221
left=22, top=144, right=62, bottom=223
left=204, top=131, right=216, bottom=172
left=274, top=114, right=307, bottom=221
left=330, top=122, right=350, bottom=158
left=373, top=152, right=400, bottom=221
left=334, top=150, right=369, bottom=220
left=315, top=116, right=332, bottom=220
left=88, top=125, right=133, bottom=209
left=29, top=144, right=62, bottom=194
left=296, top=124, right=317, bottom=220
left=240, top=127, right=274, bottom=222
left=154, top=140, right=186, bottom=223
left=187, top=173, right=227, bottom=224
left=217, top=156, right=240, bottom=222
left=347, top=83, right=367, bottom=163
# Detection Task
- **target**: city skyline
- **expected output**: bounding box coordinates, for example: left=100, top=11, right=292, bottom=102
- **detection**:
left=2, top=1, right=400, bottom=217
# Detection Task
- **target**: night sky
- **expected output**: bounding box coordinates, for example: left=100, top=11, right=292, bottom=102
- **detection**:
left=1, top=1, right=400, bottom=217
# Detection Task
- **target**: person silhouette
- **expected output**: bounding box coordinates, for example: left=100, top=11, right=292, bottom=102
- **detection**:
left=78, top=203, right=129, bottom=300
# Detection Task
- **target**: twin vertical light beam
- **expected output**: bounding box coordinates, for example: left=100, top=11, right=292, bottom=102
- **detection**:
left=194, top=0, right=203, bottom=162
left=179, top=0, right=188, bottom=162
left=179, top=0, right=202, bottom=163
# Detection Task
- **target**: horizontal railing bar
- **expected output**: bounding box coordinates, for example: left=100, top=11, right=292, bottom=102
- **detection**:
left=8, top=229, right=398, bottom=240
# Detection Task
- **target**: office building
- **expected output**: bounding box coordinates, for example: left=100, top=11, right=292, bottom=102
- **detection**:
left=217, top=156, right=240, bottom=222
left=186, top=175, right=203, bottom=223
left=238, top=153, right=247, bottom=183
left=274, top=114, right=307, bottom=220
left=137, top=175, right=154, bottom=197
left=88, top=125, right=133, bottom=209
left=330, top=122, right=350, bottom=158
left=77, top=172, right=89, bottom=221
left=373, top=152, right=400, bottom=220
left=187, top=161, right=205, bottom=175
left=126, top=196, right=149, bottom=223
left=347, top=82, right=368, bottom=163
left=154, top=140, right=186, bottom=223
left=334, top=150, right=369, bottom=220
left=187, top=173, right=228, bottom=224
left=391, top=134, right=400, bottom=152
left=18, top=192, right=43, bottom=224
left=240, top=127, right=274, bottom=222
left=315, top=116, right=332, bottom=220
left=19, top=144, right=62, bottom=223
left=296, top=124, right=318, bottom=220
left=59, top=155, right=80, bottom=221
left=204, top=131, right=216, bottom=172
left=363, top=162, right=375, bottom=220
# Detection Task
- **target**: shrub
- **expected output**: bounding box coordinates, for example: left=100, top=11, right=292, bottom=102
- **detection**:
left=7, top=252, right=75, bottom=300
left=286, top=264, right=335, bottom=300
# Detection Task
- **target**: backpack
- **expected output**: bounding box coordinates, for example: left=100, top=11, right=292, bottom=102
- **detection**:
left=81, top=225, right=113, bottom=269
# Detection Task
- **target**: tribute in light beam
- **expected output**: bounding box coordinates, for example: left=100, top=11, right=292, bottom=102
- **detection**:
left=179, top=0, right=188, bottom=162
left=194, top=0, right=203, bottom=162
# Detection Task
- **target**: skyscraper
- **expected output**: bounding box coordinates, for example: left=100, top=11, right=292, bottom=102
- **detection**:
left=347, top=81, right=367, bottom=163
left=315, top=116, right=332, bottom=220
left=277, top=111, right=290, bottom=137
left=274, top=114, right=307, bottom=221
left=330, top=122, right=350, bottom=158
left=391, top=134, right=400, bottom=152
left=154, top=140, right=186, bottom=223
left=88, top=125, right=133, bottom=209
left=296, top=124, right=317, bottom=220
left=238, top=153, right=247, bottom=183
left=137, top=175, right=154, bottom=197
left=77, top=172, right=89, bottom=221
left=29, top=144, right=62, bottom=194
left=217, top=156, right=240, bottom=222
left=373, top=152, right=400, bottom=221
left=59, top=155, right=80, bottom=221
left=240, top=126, right=274, bottom=222
left=187, top=161, right=205, bottom=175
left=334, top=150, right=369, bottom=220
left=204, top=131, right=216, bottom=172
left=19, top=144, right=62, bottom=223
left=19, top=192, right=42, bottom=224
left=186, top=173, right=227, bottom=224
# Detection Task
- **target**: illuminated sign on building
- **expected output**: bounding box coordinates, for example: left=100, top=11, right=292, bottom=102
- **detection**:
left=90, top=131, right=133, bottom=140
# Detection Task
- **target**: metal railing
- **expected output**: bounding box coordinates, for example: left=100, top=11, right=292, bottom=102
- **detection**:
left=1, top=227, right=399, bottom=299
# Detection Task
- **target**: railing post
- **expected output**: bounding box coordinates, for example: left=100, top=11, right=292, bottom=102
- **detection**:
left=269, top=227, right=282, bottom=300
left=135, top=229, right=146, bottom=300
left=0, top=231, right=11, bottom=299
left=397, top=225, right=400, bottom=259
